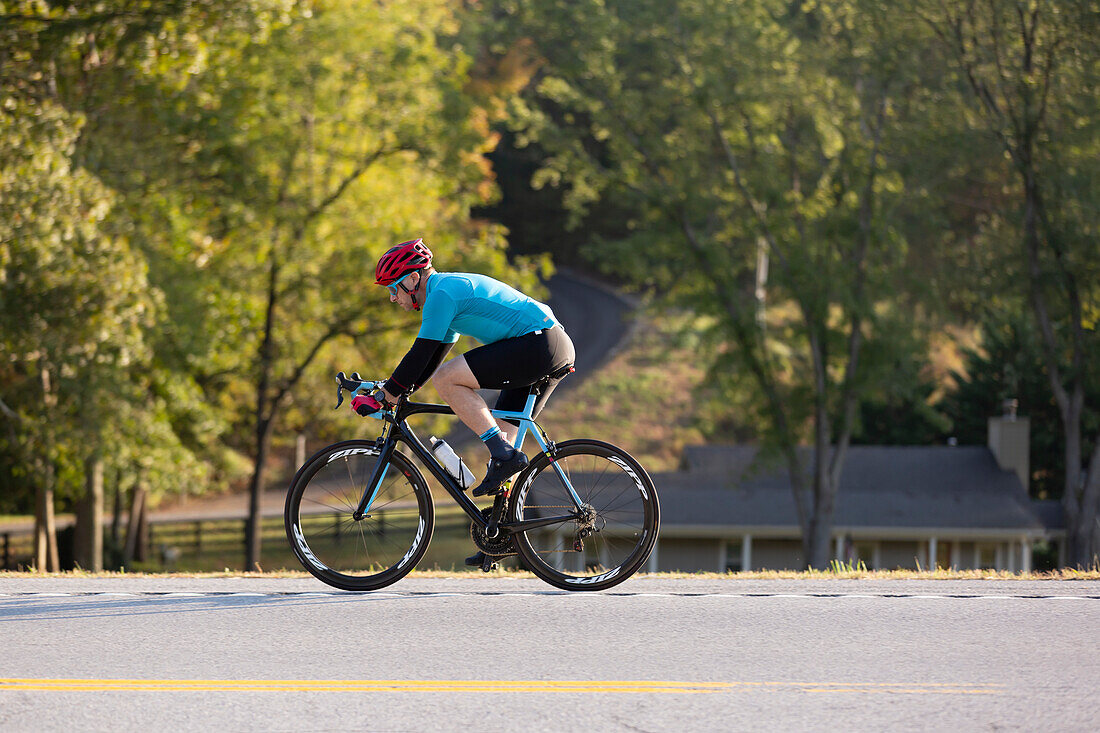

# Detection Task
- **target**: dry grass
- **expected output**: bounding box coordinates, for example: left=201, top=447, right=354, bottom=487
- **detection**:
left=2, top=567, right=1097, bottom=581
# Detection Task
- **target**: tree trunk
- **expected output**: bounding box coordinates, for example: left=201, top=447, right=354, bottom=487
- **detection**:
left=1073, top=442, right=1100, bottom=568
left=806, top=473, right=838, bottom=570
left=33, top=473, right=59, bottom=572
left=1021, top=169, right=1093, bottom=568
left=246, top=256, right=280, bottom=572
left=110, top=467, right=123, bottom=547
left=34, top=365, right=59, bottom=572
left=74, top=452, right=104, bottom=571
left=123, top=483, right=146, bottom=566
left=245, top=417, right=273, bottom=571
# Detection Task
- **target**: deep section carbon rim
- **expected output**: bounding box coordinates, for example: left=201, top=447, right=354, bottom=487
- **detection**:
left=511, top=440, right=659, bottom=590
left=285, top=441, right=433, bottom=591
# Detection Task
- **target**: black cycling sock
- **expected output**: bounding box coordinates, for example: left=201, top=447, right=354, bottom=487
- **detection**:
left=483, top=433, right=514, bottom=461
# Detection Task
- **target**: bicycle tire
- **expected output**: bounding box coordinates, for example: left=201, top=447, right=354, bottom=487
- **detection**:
left=509, top=439, right=659, bottom=591
left=284, top=440, right=434, bottom=591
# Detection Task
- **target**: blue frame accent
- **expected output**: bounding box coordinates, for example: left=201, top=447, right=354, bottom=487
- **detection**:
left=348, top=387, right=586, bottom=532
left=358, top=461, right=390, bottom=516
left=489, top=392, right=583, bottom=508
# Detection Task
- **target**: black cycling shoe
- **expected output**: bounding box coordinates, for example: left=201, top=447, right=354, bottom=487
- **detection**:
left=465, top=551, right=486, bottom=567
left=470, top=450, right=529, bottom=497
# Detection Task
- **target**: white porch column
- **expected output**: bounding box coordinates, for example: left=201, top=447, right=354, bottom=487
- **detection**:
left=717, top=540, right=727, bottom=573
left=741, top=534, right=752, bottom=573
left=995, top=544, right=1004, bottom=571
left=950, top=541, right=961, bottom=570
left=928, top=537, right=938, bottom=570
left=835, top=535, right=844, bottom=562
left=1007, top=542, right=1017, bottom=573
left=1021, top=539, right=1032, bottom=573
left=647, top=539, right=659, bottom=573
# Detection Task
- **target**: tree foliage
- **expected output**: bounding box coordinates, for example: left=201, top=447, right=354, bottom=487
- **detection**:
left=481, top=0, right=943, bottom=567
left=2, top=0, right=544, bottom=568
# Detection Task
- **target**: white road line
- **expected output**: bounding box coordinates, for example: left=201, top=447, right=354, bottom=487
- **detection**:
left=0, top=591, right=1097, bottom=600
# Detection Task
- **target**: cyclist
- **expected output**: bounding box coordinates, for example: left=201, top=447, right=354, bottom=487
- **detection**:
left=354, top=238, right=575, bottom=503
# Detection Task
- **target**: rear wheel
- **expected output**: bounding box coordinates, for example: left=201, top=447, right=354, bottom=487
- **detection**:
left=284, top=440, right=433, bottom=591
left=510, top=440, right=659, bottom=591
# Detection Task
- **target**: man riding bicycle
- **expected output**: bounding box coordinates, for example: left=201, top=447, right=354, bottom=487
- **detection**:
left=354, top=237, right=576, bottom=503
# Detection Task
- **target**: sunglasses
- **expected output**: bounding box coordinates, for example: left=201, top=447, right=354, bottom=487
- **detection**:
left=387, top=271, right=414, bottom=297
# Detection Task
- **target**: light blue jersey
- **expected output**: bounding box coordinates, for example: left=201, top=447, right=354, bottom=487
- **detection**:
left=417, top=272, right=558, bottom=345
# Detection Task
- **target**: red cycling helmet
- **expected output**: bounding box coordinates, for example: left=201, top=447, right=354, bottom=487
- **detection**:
left=375, top=238, right=433, bottom=286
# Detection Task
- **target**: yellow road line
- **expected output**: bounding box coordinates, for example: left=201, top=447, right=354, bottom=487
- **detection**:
left=0, top=679, right=722, bottom=694
left=0, top=678, right=1003, bottom=695
left=803, top=688, right=1001, bottom=695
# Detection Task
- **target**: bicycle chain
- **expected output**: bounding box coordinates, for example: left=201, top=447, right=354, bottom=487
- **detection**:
left=518, top=505, right=589, bottom=555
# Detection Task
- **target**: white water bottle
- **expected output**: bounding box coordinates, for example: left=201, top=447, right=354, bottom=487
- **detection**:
left=430, top=436, right=476, bottom=489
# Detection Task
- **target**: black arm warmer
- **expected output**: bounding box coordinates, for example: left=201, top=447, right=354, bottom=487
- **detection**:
left=385, top=338, right=454, bottom=395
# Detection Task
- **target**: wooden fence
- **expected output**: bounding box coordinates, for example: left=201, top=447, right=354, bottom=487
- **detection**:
left=2, top=511, right=472, bottom=572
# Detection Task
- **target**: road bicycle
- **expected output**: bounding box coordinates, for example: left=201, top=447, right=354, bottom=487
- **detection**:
left=284, top=370, right=660, bottom=591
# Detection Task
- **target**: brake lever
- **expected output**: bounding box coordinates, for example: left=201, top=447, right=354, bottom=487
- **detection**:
left=335, top=371, right=375, bottom=409
left=335, top=372, right=348, bottom=410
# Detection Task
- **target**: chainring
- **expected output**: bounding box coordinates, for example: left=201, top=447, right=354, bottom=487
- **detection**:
left=470, top=507, right=516, bottom=556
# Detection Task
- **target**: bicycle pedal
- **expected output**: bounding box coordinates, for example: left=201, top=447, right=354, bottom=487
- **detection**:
left=480, top=558, right=498, bottom=573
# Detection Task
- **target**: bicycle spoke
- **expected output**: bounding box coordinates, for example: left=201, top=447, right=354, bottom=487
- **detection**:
left=515, top=442, right=657, bottom=589
left=287, top=445, right=432, bottom=590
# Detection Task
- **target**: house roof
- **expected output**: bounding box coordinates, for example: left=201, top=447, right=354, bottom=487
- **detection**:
left=655, top=445, right=1048, bottom=533
left=1029, top=500, right=1066, bottom=531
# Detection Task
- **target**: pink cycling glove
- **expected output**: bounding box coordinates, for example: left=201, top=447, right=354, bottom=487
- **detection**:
left=351, top=393, right=384, bottom=417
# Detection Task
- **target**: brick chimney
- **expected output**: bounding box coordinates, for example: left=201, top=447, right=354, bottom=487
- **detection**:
left=988, top=398, right=1030, bottom=492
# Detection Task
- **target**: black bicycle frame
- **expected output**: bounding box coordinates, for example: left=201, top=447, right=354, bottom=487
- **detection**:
left=352, top=399, right=582, bottom=534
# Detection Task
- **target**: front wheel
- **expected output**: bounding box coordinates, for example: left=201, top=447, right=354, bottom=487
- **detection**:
left=284, top=440, right=434, bottom=591
left=509, top=440, right=659, bottom=591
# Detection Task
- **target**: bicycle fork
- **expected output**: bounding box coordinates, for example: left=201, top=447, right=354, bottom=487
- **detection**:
left=352, top=438, right=396, bottom=521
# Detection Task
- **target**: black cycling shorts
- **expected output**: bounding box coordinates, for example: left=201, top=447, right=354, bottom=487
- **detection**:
left=464, top=325, right=576, bottom=419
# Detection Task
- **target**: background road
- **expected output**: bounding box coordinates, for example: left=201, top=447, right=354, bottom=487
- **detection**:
left=2, top=576, right=1098, bottom=732
left=543, top=268, right=636, bottom=379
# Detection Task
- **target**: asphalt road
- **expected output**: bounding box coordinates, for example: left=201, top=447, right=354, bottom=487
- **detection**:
left=2, top=576, right=1099, bottom=732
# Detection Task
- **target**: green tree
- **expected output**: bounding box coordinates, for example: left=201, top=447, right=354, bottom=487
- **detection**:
left=2, top=0, right=267, bottom=569
left=487, top=0, right=938, bottom=568
left=0, top=97, right=154, bottom=570
left=939, top=316, right=1100, bottom=500
left=68, top=0, right=537, bottom=568
left=920, top=0, right=1100, bottom=565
